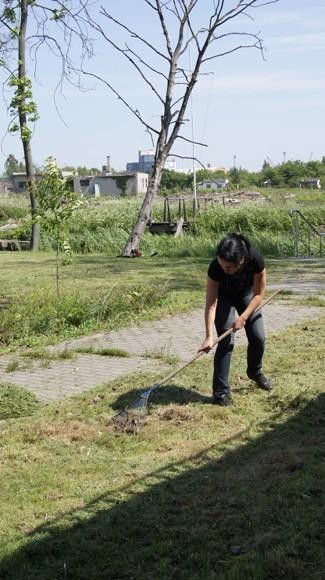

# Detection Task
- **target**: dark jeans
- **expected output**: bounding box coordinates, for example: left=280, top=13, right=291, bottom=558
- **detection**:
left=213, top=293, right=265, bottom=397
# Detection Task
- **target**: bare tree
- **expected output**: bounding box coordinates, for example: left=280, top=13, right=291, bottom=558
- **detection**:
left=0, top=0, right=94, bottom=250
left=82, top=0, right=278, bottom=256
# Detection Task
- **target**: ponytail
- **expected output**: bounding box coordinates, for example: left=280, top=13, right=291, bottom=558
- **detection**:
left=216, top=233, right=250, bottom=264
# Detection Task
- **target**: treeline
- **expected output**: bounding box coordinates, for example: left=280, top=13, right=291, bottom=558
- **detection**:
left=2, top=154, right=101, bottom=178
left=4, top=154, right=325, bottom=192
left=160, top=158, right=325, bottom=193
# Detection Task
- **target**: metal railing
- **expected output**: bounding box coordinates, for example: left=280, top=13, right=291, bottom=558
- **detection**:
left=290, top=209, right=325, bottom=257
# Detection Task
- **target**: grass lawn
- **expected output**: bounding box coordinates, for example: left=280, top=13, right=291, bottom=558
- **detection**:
left=0, top=313, right=324, bottom=579
left=0, top=253, right=207, bottom=352
left=1, top=252, right=324, bottom=353
left=0, top=248, right=324, bottom=578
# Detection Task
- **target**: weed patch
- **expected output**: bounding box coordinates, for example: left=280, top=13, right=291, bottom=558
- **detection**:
left=75, top=346, right=130, bottom=357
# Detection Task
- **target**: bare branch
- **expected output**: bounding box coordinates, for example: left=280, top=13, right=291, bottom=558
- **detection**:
left=202, top=32, right=264, bottom=63
left=77, top=68, right=159, bottom=135
left=124, top=43, right=168, bottom=81
left=176, top=134, right=208, bottom=148
left=166, top=153, right=208, bottom=171
left=178, top=0, right=201, bottom=53
left=99, top=6, right=169, bottom=62
left=83, top=12, right=166, bottom=104
left=149, top=0, right=173, bottom=58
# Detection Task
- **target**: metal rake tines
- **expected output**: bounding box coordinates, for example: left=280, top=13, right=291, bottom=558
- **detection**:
left=112, top=383, right=160, bottom=422
left=128, top=383, right=160, bottom=410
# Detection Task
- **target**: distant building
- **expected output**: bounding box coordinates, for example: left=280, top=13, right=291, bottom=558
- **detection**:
left=0, top=177, right=12, bottom=194
left=72, top=172, right=149, bottom=196
left=127, top=150, right=155, bottom=173
left=10, top=173, right=43, bottom=193
left=197, top=179, right=229, bottom=191
left=206, top=165, right=227, bottom=173
left=7, top=156, right=149, bottom=198
left=165, top=158, right=177, bottom=171
left=299, top=178, right=321, bottom=189
left=126, top=150, right=176, bottom=173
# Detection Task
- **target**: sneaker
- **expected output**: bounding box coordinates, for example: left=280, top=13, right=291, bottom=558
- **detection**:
left=213, top=393, right=233, bottom=407
left=248, top=373, right=272, bottom=391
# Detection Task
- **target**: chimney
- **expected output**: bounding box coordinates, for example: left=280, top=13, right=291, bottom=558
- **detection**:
left=106, top=156, right=111, bottom=174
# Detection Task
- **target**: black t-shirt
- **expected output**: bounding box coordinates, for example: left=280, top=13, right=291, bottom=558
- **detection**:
left=208, top=245, right=265, bottom=297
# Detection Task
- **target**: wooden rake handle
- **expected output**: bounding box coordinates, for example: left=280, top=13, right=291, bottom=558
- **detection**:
left=157, top=288, right=283, bottom=388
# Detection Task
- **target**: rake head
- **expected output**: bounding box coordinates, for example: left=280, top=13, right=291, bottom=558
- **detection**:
left=111, top=383, right=160, bottom=433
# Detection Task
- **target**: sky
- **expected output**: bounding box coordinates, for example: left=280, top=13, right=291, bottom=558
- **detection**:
left=1, top=0, right=325, bottom=175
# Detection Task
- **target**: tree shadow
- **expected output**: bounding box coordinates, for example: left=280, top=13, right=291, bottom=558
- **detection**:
left=1, top=394, right=324, bottom=579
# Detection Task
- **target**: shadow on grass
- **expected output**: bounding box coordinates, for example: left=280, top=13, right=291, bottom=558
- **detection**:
left=1, top=395, right=324, bottom=579
left=69, top=255, right=208, bottom=292
left=110, top=382, right=212, bottom=412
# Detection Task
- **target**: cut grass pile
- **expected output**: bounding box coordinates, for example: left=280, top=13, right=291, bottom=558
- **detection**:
left=0, top=384, right=40, bottom=420
left=0, top=316, right=324, bottom=579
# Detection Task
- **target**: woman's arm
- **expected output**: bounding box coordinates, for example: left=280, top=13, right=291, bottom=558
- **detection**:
left=199, top=276, right=219, bottom=352
left=233, top=268, right=266, bottom=330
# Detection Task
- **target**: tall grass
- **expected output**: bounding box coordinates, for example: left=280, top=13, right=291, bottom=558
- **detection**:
left=0, top=280, right=170, bottom=347
left=0, top=196, right=30, bottom=223
left=1, top=194, right=325, bottom=257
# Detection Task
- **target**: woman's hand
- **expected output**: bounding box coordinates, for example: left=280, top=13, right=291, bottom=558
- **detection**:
left=232, top=316, right=246, bottom=331
left=198, top=337, right=214, bottom=353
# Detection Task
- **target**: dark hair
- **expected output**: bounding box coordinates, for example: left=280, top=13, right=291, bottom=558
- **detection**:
left=216, top=233, right=250, bottom=264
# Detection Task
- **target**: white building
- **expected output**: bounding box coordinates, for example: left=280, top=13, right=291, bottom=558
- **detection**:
left=72, top=172, right=149, bottom=196
left=197, top=179, right=229, bottom=191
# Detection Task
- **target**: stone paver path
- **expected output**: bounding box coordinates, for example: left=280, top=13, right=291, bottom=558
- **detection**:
left=0, top=300, right=323, bottom=402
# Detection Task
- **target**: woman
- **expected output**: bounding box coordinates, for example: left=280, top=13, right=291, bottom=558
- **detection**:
left=199, top=233, right=272, bottom=406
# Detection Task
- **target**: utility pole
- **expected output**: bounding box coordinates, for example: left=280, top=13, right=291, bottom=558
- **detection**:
left=190, top=94, right=197, bottom=209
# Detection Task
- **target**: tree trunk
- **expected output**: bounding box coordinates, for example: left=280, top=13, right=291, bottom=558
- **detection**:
left=122, top=156, right=165, bottom=256
left=122, top=167, right=163, bottom=257
left=18, top=0, right=40, bottom=251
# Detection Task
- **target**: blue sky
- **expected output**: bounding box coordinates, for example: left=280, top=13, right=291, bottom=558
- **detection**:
left=1, top=0, right=325, bottom=174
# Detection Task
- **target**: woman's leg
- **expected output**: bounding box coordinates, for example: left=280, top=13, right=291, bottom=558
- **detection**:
left=235, top=294, right=265, bottom=378
left=213, top=295, right=235, bottom=398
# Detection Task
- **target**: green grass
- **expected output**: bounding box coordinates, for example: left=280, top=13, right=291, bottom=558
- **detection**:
left=0, top=252, right=324, bottom=354
left=0, top=317, right=324, bottom=579
left=0, top=253, right=207, bottom=352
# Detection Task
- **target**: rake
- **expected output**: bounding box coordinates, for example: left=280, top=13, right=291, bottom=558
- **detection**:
left=112, top=288, right=282, bottom=423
